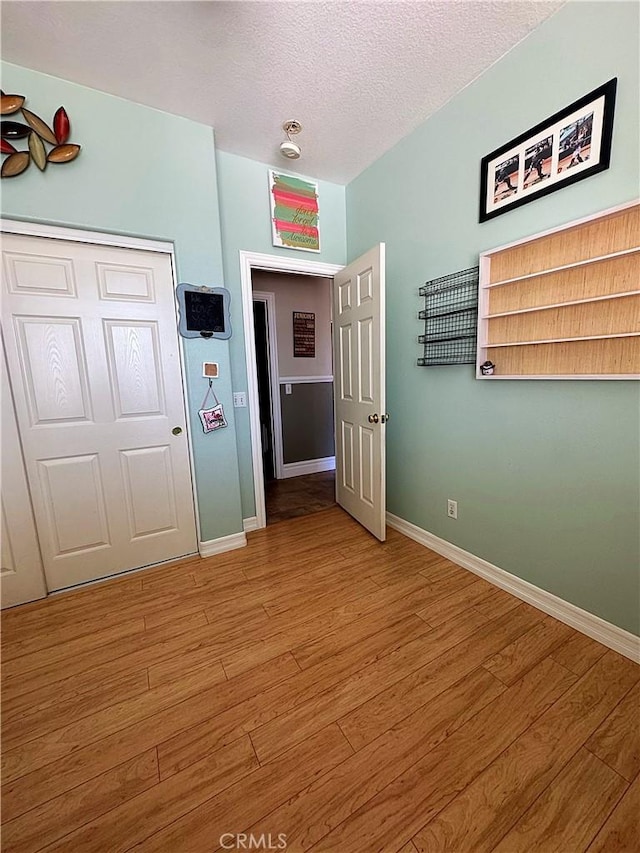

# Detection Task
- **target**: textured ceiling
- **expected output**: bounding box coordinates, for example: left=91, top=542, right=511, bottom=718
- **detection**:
left=1, top=1, right=564, bottom=184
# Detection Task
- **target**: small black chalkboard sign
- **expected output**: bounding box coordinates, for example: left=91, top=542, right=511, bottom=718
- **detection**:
left=185, top=291, right=225, bottom=333
left=176, top=284, right=232, bottom=340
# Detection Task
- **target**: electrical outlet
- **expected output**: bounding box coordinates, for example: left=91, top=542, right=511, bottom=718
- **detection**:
left=447, top=499, right=458, bottom=519
left=233, top=392, right=247, bottom=408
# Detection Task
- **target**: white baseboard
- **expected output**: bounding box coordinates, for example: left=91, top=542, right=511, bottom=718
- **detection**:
left=199, top=530, right=247, bottom=558
left=281, top=457, right=336, bottom=479
left=243, top=516, right=260, bottom=533
left=387, top=512, right=640, bottom=664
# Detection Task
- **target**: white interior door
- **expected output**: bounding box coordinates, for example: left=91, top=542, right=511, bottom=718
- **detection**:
left=1, top=336, right=47, bottom=607
left=1, top=232, right=198, bottom=591
left=333, top=244, right=386, bottom=540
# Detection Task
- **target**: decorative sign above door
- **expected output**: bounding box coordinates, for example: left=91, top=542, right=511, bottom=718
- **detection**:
left=1, top=93, right=81, bottom=178
left=269, top=170, right=320, bottom=252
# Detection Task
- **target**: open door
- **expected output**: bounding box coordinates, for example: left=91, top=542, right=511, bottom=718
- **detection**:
left=333, top=244, right=386, bottom=540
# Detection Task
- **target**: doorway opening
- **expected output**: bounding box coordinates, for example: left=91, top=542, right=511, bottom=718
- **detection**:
left=253, top=299, right=275, bottom=483
left=239, top=251, right=344, bottom=530
left=251, top=269, right=336, bottom=525
left=240, top=245, right=386, bottom=540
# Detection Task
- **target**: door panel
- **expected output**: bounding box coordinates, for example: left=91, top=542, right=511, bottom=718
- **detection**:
left=359, top=425, right=375, bottom=506
left=37, top=454, right=111, bottom=556
left=1, top=339, right=47, bottom=608
left=358, top=316, right=374, bottom=404
left=339, top=323, right=353, bottom=400
left=341, top=420, right=355, bottom=493
left=333, top=244, right=386, bottom=540
left=1, top=233, right=197, bottom=591
left=4, top=251, right=77, bottom=296
left=96, top=262, right=155, bottom=302
left=120, top=446, right=178, bottom=538
left=338, top=278, right=352, bottom=313
left=104, top=321, right=165, bottom=418
left=15, top=316, right=92, bottom=424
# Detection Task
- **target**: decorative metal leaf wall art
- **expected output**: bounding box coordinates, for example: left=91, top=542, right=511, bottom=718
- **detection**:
left=22, top=108, right=57, bottom=145
left=1, top=152, right=30, bottom=178
left=53, top=107, right=70, bottom=144
left=1, top=94, right=25, bottom=114
left=0, top=91, right=81, bottom=178
left=28, top=131, right=47, bottom=170
left=1, top=121, right=31, bottom=139
left=47, top=144, right=81, bottom=163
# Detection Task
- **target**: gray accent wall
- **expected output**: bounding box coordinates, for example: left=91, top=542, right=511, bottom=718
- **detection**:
left=280, top=382, right=335, bottom=464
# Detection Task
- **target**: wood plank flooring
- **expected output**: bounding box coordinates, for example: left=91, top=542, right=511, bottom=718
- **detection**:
left=1, top=507, right=638, bottom=853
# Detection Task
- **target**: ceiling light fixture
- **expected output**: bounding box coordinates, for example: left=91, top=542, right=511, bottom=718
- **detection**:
left=279, top=120, right=302, bottom=160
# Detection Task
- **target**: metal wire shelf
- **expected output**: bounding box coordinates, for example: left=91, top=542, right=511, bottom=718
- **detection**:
left=418, top=266, right=479, bottom=366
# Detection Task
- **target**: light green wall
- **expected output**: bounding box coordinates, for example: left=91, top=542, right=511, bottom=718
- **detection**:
left=346, top=1, right=640, bottom=634
left=0, top=62, right=243, bottom=542
left=216, top=150, right=346, bottom=517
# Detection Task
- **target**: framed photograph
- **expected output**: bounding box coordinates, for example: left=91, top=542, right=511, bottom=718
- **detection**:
left=479, top=78, right=617, bottom=222
left=269, top=170, right=320, bottom=252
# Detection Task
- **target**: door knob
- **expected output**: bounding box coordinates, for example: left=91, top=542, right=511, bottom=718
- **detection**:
left=368, top=413, right=379, bottom=424
left=381, top=413, right=390, bottom=423
left=172, top=426, right=183, bottom=435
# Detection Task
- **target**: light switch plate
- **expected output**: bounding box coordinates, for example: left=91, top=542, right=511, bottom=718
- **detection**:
left=233, top=392, right=247, bottom=408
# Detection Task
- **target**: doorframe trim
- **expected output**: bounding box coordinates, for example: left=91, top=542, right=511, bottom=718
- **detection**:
left=239, top=251, right=343, bottom=529
left=0, top=217, right=202, bottom=549
left=253, top=291, right=284, bottom=480
left=0, top=218, right=175, bottom=254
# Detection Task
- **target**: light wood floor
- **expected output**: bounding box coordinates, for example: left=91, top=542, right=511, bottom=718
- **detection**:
left=1, top=507, right=638, bottom=853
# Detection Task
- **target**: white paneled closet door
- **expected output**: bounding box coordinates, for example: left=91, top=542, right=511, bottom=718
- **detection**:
left=1, top=232, right=198, bottom=591
left=1, top=337, right=47, bottom=608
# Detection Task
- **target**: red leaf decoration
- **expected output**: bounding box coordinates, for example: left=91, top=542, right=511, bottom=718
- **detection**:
left=53, top=107, right=70, bottom=144
left=1, top=138, right=17, bottom=154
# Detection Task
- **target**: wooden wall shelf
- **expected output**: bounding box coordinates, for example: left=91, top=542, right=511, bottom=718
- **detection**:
left=476, top=200, right=640, bottom=379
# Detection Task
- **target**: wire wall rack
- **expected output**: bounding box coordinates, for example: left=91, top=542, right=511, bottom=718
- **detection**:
left=418, top=266, right=479, bottom=366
